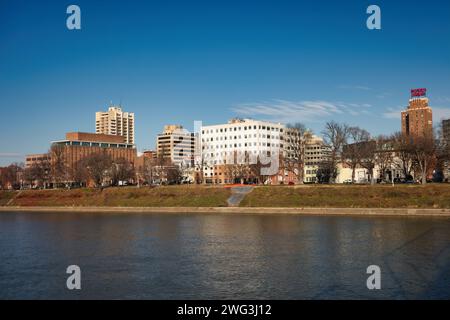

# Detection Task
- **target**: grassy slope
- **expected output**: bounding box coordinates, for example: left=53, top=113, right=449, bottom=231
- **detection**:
left=0, top=191, right=16, bottom=206
left=3, top=185, right=450, bottom=209
left=239, top=185, right=450, bottom=208
left=1, top=186, right=231, bottom=207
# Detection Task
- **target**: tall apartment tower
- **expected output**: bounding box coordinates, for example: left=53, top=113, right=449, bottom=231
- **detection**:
left=96, top=106, right=135, bottom=144
left=401, top=89, right=433, bottom=138
left=156, top=125, right=196, bottom=167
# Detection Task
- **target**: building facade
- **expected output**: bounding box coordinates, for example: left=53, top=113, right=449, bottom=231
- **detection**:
left=25, top=153, right=51, bottom=168
left=95, top=106, right=135, bottom=144
left=201, top=118, right=286, bottom=184
left=51, top=132, right=136, bottom=180
left=304, top=135, right=330, bottom=183
left=401, top=95, right=433, bottom=139
left=156, top=125, right=196, bottom=167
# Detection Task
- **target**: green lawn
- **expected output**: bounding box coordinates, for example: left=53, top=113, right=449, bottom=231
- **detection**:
left=1, top=186, right=231, bottom=207
left=239, top=184, right=450, bottom=208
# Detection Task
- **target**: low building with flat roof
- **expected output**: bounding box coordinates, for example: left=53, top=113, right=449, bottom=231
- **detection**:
left=51, top=132, right=137, bottom=182
left=65, top=132, right=125, bottom=144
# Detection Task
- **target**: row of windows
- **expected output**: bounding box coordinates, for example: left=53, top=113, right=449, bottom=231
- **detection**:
left=54, top=141, right=134, bottom=149
left=305, top=162, right=322, bottom=166
left=306, top=146, right=326, bottom=150
left=205, top=150, right=273, bottom=156
left=202, top=125, right=283, bottom=134
left=306, top=151, right=325, bottom=155
left=26, top=157, right=50, bottom=162
left=203, top=142, right=281, bottom=149
left=202, top=134, right=280, bottom=142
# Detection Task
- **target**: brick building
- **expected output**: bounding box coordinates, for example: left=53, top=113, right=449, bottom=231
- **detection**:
left=51, top=132, right=137, bottom=180
left=401, top=90, right=433, bottom=139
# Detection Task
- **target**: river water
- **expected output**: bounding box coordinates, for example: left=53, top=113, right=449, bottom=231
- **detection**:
left=0, top=212, right=449, bottom=299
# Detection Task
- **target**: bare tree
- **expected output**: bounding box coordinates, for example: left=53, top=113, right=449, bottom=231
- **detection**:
left=167, top=166, right=183, bottom=184
left=391, top=132, right=414, bottom=180
left=73, top=161, right=89, bottom=187
left=435, top=123, right=450, bottom=182
left=342, top=127, right=370, bottom=182
left=196, top=138, right=215, bottom=184
left=81, top=152, right=113, bottom=187
left=321, top=121, right=349, bottom=183
left=50, top=144, right=69, bottom=188
left=140, top=157, right=157, bottom=185
left=374, top=135, right=394, bottom=182
left=111, top=158, right=135, bottom=186
left=0, top=163, right=24, bottom=189
left=154, top=145, right=173, bottom=184
left=360, top=140, right=377, bottom=184
left=22, top=166, right=35, bottom=188
left=411, top=133, right=436, bottom=184
left=284, top=123, right=312, bottom=184
left=23, top=159, right=50, bottom=188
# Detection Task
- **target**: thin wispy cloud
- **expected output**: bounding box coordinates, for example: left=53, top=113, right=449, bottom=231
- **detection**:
left=383, top=106, right=450, bottom=121
left=339, top=85, right=393, bottom=100
left=382, top=107, right=403, bottom=119
left=376, top=92, right=392, bottom=99
left=0, top=153, right=22, bottom=158
left=232, top=99, right=371, bottom=123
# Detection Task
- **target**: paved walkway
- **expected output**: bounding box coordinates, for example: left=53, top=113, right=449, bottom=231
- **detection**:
left=226, top=186, right=254, bottom=207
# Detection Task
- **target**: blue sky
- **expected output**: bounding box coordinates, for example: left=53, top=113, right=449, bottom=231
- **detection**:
left=1, top=0, right=450, bottom=165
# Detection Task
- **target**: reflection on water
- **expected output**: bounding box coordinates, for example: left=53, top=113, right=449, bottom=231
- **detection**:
left=0, top=212, right=449, bottom=299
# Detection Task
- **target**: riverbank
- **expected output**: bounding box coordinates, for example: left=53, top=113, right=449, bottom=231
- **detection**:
left=2, top=185, right=450, bottom=213
left=240, top=184, right=450, bottom=208
left=1, top=206, right=450, bottom=217
left=0, top=186, right=231, bottom=207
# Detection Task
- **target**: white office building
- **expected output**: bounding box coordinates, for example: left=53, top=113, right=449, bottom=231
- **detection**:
left=200, top=118, right=286, bottom=182
left=157, top=125, right=196, bottom=167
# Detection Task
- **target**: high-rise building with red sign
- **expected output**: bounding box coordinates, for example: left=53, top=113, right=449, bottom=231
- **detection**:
left=401, top=89, right=433, bottom=139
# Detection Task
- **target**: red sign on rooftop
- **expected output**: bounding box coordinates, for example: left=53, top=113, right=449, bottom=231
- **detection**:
left=411, top=88, right=427, bottom=97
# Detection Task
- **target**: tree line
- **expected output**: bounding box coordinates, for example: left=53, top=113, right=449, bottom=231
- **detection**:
left=2, top=121, right=450, bottom=189
left=316, top=121, right=449, bottom=184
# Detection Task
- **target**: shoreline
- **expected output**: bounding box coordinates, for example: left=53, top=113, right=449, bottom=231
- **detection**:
left=1, top=206, right=450, bottom=217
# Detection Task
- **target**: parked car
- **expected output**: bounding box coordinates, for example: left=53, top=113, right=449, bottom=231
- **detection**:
left=343, top=179, right=353, bottom=184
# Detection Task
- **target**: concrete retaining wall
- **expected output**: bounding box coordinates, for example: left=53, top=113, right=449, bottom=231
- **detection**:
left=1, top=206, right=450, bottom=217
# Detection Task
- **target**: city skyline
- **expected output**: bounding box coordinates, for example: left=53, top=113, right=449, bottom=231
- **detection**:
left=1, top=0, right=450, bottom=165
